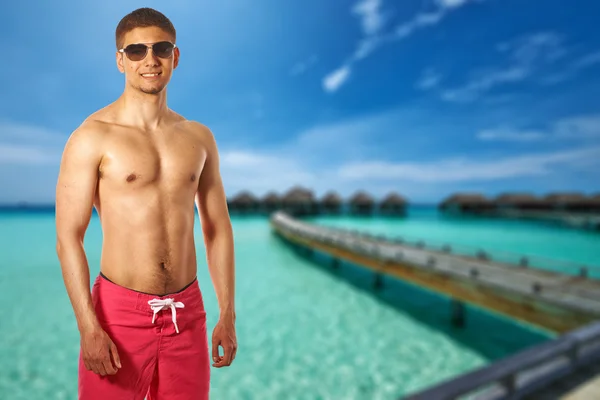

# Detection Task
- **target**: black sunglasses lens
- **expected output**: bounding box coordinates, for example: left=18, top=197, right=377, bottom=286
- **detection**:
left=153, top=42, right=174, bottom=58
left=125, top=44, right=147, bottom=61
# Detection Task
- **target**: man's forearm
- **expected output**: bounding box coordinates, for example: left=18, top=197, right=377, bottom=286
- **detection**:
left=56, top=239, right=100, bottom=332
left=205, top=225, right=235, bottom=319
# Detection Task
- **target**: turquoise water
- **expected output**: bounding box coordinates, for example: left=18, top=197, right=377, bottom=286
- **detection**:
left=1, top=207, right=597, bottom=399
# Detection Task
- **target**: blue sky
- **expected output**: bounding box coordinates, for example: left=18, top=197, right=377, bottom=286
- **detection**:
left=1, top=0, right=600, bottom=204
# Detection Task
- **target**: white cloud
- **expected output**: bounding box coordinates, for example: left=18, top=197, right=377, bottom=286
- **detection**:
left=554, top=114, right=600, bottom=139
left=353, top=37, right=383, bottom=61
left=500, top=32, right=566, bottom=64
left=322, top=0, right=479, bottom=93
left=219, top=149, right=318, bottom=196
left=337, top=146, right=600, bottom=182
left=437, top=0, right=470, bottom=8
left=573, top=51, right=600, bottom=69
left=478, top=114, right=600, bottom=142
left=219, top=108, right=600, bottom=198
left=477, top=128, right=545, bottom=142
left=442, top=67, right=529, bottom=102
left=442, top=32, right=566, bottom=102
left=352, top=0, right=386, bottom=36
left=394, top=0, right=475, bottom=41
left=0, top=143, right=60, bottom=164
left=441, top=32, right=600, bottom=99
left=0, top=121, right=66, bottom=165
left=0, top=120, right=67, bottom=144
left=416, top=68, right=442, bottom=90
left=323, top=66, right=351, bottom=93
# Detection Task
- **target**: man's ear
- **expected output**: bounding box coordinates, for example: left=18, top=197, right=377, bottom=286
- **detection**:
left=116, top=52, right=125, bottom=73
left=173, top=47, right=180, bottom=70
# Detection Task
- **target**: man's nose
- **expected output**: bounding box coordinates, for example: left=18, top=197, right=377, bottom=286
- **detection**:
left=144, top=48, right=160, bottom=64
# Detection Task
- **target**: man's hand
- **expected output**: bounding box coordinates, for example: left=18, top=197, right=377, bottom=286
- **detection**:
left=211, top=317, right=237, bottom=367
left=80, top=325, right=122, bottom=376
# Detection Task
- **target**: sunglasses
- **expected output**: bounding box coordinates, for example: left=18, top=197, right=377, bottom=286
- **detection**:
left=118, top=41, right=177, bottom=61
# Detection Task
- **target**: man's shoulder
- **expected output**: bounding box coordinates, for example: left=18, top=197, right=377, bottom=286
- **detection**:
left=177, top=118, right=216, bottom=143
left=178, top=118, right=211, bottom=134
left=69, top=118, right=109, bottom=143
left=63, top=112, right=113, bottom=156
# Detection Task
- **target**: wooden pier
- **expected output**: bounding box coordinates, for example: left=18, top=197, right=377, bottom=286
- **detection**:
left=270, top=211, right=600, bottom=334
left=270, top=211, right=600, bottom=399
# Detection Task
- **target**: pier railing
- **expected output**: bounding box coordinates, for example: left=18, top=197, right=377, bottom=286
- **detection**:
left=297, top=218, right=600, bottom=279
left=404, top=320, right=600, bottom=399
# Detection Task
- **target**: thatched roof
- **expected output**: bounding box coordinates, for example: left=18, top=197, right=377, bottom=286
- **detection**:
left=493, top=192, right=547, bottom=205
left=349, top=190, right=374, bottom=205
left=282, top=185, right=315, bottom=203
left=544, top=192, right=586, bottom=203
left=261, top=192, right=280, bottom=203
left=573, top=194, right=600, bottom=205
left=441, top=193, right=491, bottom=205
left=320, top=191, right=343, bottom=205
left=380, top=192, right=407, bottom=206
left=229, top=191, right=258, bottom=205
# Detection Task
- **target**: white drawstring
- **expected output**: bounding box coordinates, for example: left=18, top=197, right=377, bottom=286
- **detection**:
left=148, top=298, right=185, bottom=333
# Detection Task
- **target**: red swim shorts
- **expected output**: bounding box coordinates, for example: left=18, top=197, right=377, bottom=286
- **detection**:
left=78, top=272, right=210, bottom=400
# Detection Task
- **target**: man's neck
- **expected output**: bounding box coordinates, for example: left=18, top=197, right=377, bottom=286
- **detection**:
left=117, top=86, right=170, bottom=131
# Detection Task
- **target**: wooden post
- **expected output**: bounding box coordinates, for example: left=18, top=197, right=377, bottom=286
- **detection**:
left=500, top=375, right=517, bottom=394
left=427, top=256, right=436, bottom=268
left=451, top=299, right=465, bottom=327
left=520, top=256, right=529, bottom=267
left=373, top=273, right=384, bottom=289
left=332, top=258, right=340, bottom=269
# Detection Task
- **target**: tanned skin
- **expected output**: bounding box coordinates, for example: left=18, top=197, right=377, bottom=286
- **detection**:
left=55, top=26, right=236, bottom=377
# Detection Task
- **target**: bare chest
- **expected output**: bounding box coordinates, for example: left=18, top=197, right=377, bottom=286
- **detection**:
left=98, top=129, right=206, bottom=191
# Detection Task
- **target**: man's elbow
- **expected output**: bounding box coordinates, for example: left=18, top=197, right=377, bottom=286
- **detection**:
left=202, top=217, right=232, bottom=243
left=55, top=229, right=85, bottom=257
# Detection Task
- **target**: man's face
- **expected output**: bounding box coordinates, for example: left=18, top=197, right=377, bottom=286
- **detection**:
left=116, top=27, right=179, bottom=95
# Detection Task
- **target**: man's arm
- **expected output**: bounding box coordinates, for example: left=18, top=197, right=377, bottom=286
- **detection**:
left=194, top=124, right=235, bottom=321
left=55, top=124, right=103, bottom=333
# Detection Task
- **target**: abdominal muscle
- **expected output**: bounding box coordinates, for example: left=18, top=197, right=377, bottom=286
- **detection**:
left=95, top=190, right=199, bottom=296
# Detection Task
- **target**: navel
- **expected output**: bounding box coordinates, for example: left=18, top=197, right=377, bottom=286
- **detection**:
left=190, top=173, right=196, bottom=182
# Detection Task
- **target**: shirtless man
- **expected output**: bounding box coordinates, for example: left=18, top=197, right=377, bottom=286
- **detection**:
left=55, top=8, right=236, bottom=399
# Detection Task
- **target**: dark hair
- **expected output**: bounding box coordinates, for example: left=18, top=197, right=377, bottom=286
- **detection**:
left=115, top=8, right=176, bottom=50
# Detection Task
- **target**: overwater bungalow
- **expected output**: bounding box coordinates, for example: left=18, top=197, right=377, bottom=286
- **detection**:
left=439, top=193, right=495, bottom=213
left=260, top=191, right=281, bottom=213
left=319, top=191, right=343, bottom=214
left=544, top=192, right=585, bottom=211
left=588, top=193, right=600, bottom=212
left=378, top=192, right=408, bottom=215
left=228, top=191, right=259, bottom=213
left=281, top=186, right=317, bottom=216
left=349, top=190, right=375, bottom=215
left=493, top=193, right=551, bottom=211
left=544, top=192, right=591, bottom=212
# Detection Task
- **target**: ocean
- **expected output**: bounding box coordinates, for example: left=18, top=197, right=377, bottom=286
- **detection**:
left=1, top=206, right=599, bottom=399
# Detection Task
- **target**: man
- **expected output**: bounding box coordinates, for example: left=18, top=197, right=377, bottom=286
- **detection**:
left=55, top=7, right=236, bottom=400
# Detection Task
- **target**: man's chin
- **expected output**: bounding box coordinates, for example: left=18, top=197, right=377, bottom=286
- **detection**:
left=140, top=86, right=166, bottom=95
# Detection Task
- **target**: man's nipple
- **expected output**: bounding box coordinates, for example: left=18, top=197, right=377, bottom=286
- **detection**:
left=126, top=173, right=138, bottom=182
